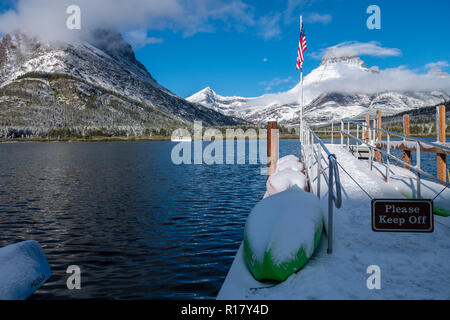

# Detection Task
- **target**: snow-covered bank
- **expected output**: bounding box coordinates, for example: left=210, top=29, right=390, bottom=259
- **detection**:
left=218, top=145, right=450, bottom=299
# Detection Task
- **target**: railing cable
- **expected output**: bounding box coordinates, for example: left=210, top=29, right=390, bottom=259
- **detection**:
left=432, top=182, right=450, bottom=201
left=335, top=159, right=373, bottom=200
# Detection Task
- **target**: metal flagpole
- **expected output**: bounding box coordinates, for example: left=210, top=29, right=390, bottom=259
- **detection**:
left=299, top=16, right=303, bottom=143
left=300, top=16, right=303, bottom=141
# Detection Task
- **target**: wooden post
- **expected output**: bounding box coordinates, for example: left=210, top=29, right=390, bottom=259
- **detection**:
left=375, top=110, right=382, bottom=162
left=437, top=105, right=447, bottom=183
left=403, top=115, right=411, bottom=170
left=364, top=114, right=370, bottom=143
left=267, top=121, right=278, bottom=175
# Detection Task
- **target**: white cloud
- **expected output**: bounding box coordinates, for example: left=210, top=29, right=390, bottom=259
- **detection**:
left=283, top=0, right=331, bottom=25
left=425, top=61, right=449, bottom=70
left=284, top=0, right=311, bottom=23
left=263, top=57, right=268, bottom=62
left=301, top=43, right=450, bottom=94
left=304, top=13, right=331, bottom=24
left=124, top=29, right=163, bottom=48
left=0, top=0, right=257, bottom=42
left=257, top=13, right=282, bottom=40
left=311, top=65, right=450, bottom=95
left=260, top=76, right=295, bottom=91
left=310, top=41, right=402, bottom=59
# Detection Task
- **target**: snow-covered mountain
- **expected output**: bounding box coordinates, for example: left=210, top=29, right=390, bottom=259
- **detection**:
left=0, top=30, right=240, bottom=138
left=188, top=56, right=450, bottom=126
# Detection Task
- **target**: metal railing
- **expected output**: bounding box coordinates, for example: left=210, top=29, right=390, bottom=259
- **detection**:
left=338, top=118, right=450, bottom=198
left=300, top=125, right=342, bottom=254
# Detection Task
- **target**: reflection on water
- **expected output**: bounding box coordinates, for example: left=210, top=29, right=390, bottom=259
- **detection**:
left=0, top=140, right=299, bottom=299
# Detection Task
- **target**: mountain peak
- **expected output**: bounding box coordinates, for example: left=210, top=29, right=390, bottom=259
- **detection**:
left=189, top=86, right=217, bottom=100
left=202, top=86, right=217, bottom=96
left=0, top=28, right=161, bottom=89
left=200, top=86, right=214, bottom=93
left=0, top=29, right=241, bottom=138
left=319, top=55, right=367, bottom=69
left=84, top=29, right=145, bottom=71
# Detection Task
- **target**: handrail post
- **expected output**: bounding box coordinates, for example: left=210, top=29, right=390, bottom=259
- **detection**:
left=365, top=114, right=370, bottom=143
left=376, top=111, right=382, bottom=163
left=356, top=124, right=359, bottom=156
left=340, top=120, right=344, bottom=146
left=317, top=143, right=321, bottom=199
left=347, top=122, right=350, bottom=149
left=437, top=105, right=447, bottom=183
left=327, top=155, right=334, bottom=254
left=386, top=133, right=390, bottom=183
left=331, top=122, right=334, bottom=145
left=416, top=141, right=421, bottom=199
left=403, top=115, right=411, bottom=170
left=372, top=119, right=376, bottom=144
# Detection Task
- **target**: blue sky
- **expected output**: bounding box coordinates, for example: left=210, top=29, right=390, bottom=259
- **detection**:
left=1, top=0, right=449, bottom=98
left=132, top=0, right=450, bottom=98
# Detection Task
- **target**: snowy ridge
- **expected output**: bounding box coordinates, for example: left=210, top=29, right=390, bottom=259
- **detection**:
left=0, top=30, right=242, bottom=134
left=188, top=56, right=450, bottom=126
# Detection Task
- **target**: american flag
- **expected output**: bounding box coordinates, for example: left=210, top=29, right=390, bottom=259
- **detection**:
left=296, top=23, right=307, bottom=70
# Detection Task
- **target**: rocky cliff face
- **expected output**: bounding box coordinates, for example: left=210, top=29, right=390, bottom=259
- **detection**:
left=0, top=30, right=241, bottom=138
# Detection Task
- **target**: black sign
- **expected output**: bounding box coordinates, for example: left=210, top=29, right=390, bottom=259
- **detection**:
left=371, top=199, right=434, bottom=232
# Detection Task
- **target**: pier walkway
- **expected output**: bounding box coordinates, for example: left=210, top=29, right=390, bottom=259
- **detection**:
left=218, top=144, right=450, bottom=300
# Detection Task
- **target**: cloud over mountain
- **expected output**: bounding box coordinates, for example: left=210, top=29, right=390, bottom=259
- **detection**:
left=0, top=0, right=257, bottom=42
left=310, top=41, right=402, bottom=60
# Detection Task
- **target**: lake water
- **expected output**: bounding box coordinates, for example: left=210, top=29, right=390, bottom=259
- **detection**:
left=0, top=139, right=299, bottom=299
left=0, top=138, right=446, bottom=299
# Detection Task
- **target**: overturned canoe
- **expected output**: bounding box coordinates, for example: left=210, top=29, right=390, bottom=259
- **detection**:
left=265, top=168, right=308, bottom=198
left=244, top=186, right=323, bottom=282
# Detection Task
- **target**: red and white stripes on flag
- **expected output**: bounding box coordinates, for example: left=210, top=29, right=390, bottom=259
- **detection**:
left=296, top=23, right=307, bottom=70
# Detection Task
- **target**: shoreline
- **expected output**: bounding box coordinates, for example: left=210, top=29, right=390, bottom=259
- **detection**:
left=0, top=134, right=447, bottom=143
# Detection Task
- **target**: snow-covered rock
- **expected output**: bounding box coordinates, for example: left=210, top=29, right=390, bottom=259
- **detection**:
left=0, top=240, right=51, bottom=300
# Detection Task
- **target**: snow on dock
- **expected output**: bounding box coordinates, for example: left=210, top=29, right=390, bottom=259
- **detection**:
left=218, top=144, right=450, bottom=300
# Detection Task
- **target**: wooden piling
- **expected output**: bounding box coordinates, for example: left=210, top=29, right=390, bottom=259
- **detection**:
left=267, top=121, right=278, bottom=175
left=403, top=115, right=411, bottom=170
left=364, top=114, right=370, bottom=143
left=437, top=105, right=447, bottom=183
left=375, top=110, right=382, bottom=162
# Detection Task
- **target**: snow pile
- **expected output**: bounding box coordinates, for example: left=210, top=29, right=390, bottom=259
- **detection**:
left=276, top=155, right=305, bottom=173
left=265, top=155, right=307, bottom=198
left=0, top=240, right=52, bottom=300
left=244, top=186, right=323, bottom=281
